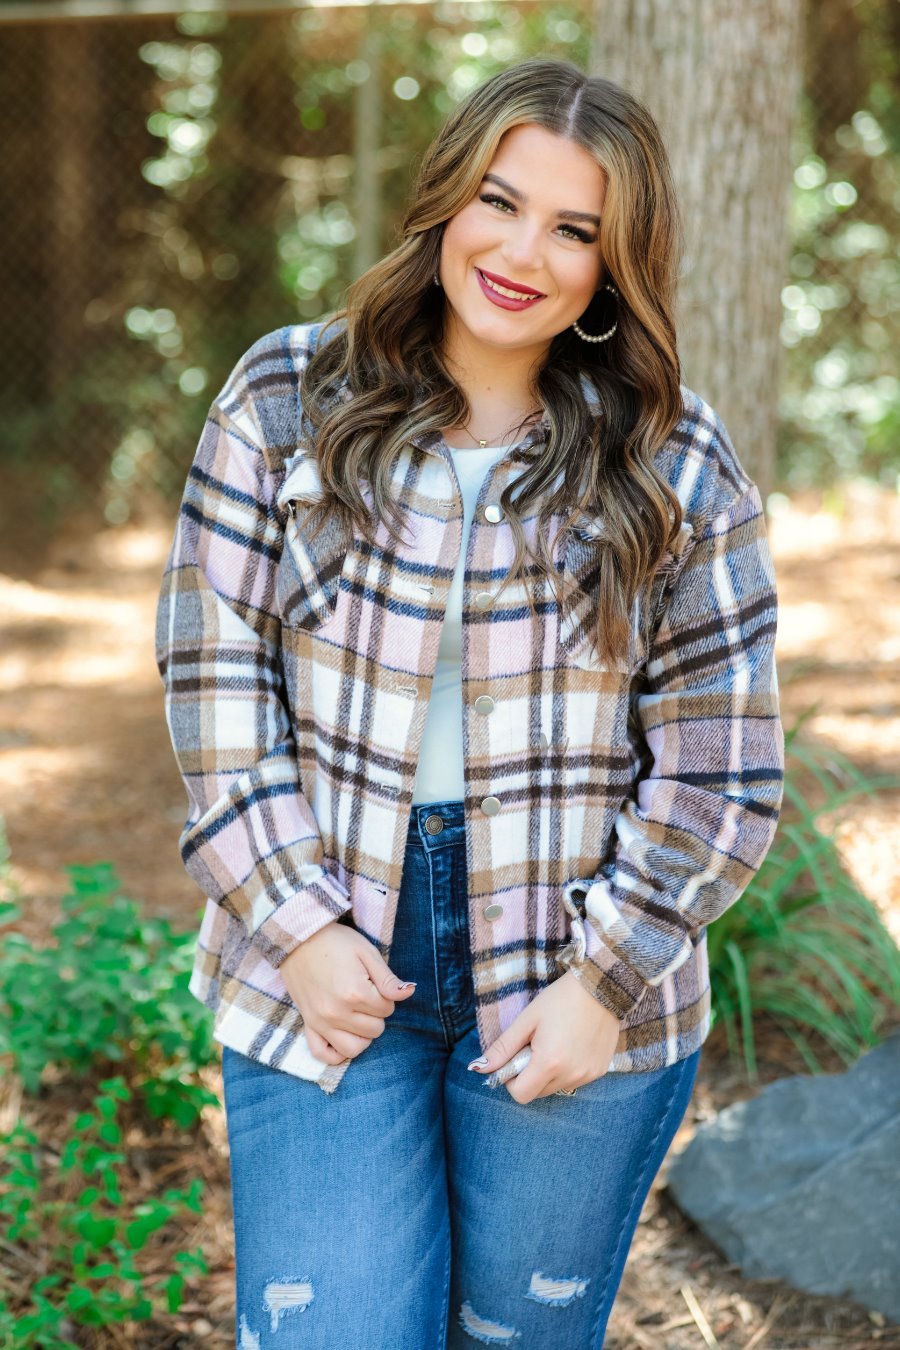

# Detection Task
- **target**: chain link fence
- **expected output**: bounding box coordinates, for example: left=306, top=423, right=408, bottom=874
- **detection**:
left=0, top=0, right=897, bottom=551
left=778, top=0, right=900, bottom=491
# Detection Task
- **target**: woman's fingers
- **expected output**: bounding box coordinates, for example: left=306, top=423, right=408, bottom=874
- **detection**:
left=325, top=1027, right=376, bottom=1060
left=304, top=1026, right=348, bottom=1064
left=504, top=1058, right=560, bottom=1103
left=286, top=926, right=415, bottom=1063
left=309, top=1001, right=389, bottom=1059
left=335, top=1008, right=389, bottom=1039
left=356, top=975, right=399, bottom=1017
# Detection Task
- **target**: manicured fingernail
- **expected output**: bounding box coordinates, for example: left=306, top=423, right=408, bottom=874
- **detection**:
left=467, top=1056, right=489, bottom=1071
left=397, top=981, right=417, bottom=989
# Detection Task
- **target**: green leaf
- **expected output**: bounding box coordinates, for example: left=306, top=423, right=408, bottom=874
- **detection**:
left=74, top=1214, right=118, bottom=1247
left=66, top=1284, right=97, bottom=1312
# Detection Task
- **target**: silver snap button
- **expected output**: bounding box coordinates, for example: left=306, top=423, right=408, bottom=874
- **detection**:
left=474, top=591, right=494, bottom=610
left=480, top=795, right=501, bottom=816
left=483, top=503, right=504, bottom=524
left=424, top=813, right=444, bottom=834
left=483, top=903, right=504, bottom=920
left=474, top=695, right=495, bottom=714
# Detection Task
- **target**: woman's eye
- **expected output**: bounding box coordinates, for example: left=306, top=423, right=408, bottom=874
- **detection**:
left=478, top=193, right=596, bottom=244
left=480, top=193, right=514, bottom=213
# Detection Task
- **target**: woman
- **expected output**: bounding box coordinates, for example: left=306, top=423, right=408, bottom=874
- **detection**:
left=156, top=57, right=784, bottom=1349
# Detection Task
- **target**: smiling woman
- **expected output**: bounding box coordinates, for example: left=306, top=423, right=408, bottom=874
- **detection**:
left=294, top=62, right=689, bottom=674
left=439, top=126, right=606, bottom=340
left=155, top=55, right=784, bottom=1350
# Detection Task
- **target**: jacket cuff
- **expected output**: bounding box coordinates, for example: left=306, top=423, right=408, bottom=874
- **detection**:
left=554, top=878, right=693, bottom=1021
left=250, top=864, right=353, bottom=969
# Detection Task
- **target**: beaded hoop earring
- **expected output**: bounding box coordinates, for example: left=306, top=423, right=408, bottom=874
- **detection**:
left=434, top=271, right=617, bottom=347
left=572, top=283, right=619, bottom=343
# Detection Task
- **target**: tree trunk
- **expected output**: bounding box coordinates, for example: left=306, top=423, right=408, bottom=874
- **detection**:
left=589, top=0, right=805, bottom=498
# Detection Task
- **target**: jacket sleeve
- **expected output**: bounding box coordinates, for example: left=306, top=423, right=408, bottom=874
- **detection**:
left=555, top=480, right=785, bottom=1021
left=154, top=348, right=353, bottom=970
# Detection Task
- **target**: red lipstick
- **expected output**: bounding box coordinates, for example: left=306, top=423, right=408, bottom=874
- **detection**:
left=478, top=268, right=546, bottom=297
left=475, top=267, right=546, bottom=312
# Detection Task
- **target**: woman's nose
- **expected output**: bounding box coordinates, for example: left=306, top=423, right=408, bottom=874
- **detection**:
left=500, top=226, right=546, bottom=275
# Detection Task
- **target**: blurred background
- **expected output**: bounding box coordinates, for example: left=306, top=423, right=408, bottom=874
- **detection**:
left=0, top=0, right=897, bottom=532
left=0, top=1, right=898, bottom=1346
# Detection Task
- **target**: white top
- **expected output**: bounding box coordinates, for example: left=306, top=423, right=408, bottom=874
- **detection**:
left=412, top=442, right=528, bottom=805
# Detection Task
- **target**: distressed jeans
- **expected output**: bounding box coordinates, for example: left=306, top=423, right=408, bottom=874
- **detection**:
left=221, top=797, right=701, bottom=1349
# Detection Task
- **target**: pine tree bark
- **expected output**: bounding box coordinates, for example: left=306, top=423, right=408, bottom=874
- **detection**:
left=589, top=0, right=805, bottom=497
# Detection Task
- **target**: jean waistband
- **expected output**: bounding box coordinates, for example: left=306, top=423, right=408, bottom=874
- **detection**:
left=406, top=799, right=466, bottom=851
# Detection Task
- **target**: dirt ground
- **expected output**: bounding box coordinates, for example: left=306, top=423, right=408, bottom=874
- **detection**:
left=1, top=479, right=899, bottom=1348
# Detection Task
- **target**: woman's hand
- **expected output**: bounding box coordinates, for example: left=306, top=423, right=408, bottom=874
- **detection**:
left=469, top=971, right=620, bottom=1102
left=280, top=921, right=417, bottom=1065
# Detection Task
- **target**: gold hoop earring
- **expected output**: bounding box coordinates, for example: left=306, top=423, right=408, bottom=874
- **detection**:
left=572, top=283, right=619, bottom=343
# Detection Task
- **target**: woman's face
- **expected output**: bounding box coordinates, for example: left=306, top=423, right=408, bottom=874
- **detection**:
left=437, top=122, right=608, bottom=363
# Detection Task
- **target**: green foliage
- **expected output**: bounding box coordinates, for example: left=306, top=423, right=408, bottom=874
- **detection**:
left=0, top=831, right=216, bottom=1343
left=0, top=1080, right=206, bottom=1347
left=707, top=712, right=900, bottom=1080
left=778, top=0, right=900, bottom=492
left=0, top=837, right=219, bottom=1123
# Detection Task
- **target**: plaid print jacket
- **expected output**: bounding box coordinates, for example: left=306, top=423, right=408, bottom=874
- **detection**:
left=155, top=319, right=785, bottom=1094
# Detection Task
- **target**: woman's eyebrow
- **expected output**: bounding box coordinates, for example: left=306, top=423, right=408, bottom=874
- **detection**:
left=482, top=172, right=601, bottom=227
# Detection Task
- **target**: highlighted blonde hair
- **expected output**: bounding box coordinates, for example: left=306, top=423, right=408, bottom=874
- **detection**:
left=299, top=56, right=686, bottom=669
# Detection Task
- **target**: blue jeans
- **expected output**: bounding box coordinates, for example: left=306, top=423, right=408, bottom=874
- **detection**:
left=221, top=798, right=701, bottom=1348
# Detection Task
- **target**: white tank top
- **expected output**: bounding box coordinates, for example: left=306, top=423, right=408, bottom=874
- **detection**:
left=412, top=443, right=526, bottom=805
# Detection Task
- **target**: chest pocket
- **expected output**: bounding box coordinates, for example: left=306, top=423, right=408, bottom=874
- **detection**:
left=558, top=514, right=695, bottom=675
left=275, top=453, right=354, bottom=633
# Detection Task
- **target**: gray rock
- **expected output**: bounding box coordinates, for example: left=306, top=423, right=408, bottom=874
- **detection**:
left=666, top=1030, right=900, bottom=1320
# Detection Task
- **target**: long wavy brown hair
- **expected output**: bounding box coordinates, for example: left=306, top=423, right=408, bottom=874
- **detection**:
left=295, top=56, right=686, bottom=669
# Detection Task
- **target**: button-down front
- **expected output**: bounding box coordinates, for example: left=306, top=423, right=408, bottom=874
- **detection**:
left=155, top=318, right=785, bottom=1095
left=474, top=695, right=495, bottom=714
left=483, top=503, right=504, bottom=523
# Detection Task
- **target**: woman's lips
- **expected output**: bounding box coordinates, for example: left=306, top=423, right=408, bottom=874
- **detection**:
left=475, top=267, right=546, bottom=311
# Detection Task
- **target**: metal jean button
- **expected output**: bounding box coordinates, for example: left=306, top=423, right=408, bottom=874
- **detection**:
left=424, top=813, right=444, bottom=834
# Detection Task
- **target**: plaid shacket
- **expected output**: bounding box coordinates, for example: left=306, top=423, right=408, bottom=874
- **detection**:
left=155, top=319, right=785, bottom=1094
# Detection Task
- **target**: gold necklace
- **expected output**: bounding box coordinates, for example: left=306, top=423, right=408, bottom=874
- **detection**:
left=456, top=407, right=543, bottom=449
